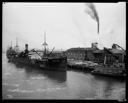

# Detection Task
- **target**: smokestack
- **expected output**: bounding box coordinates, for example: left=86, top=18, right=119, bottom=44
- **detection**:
left=25, top=44, right=28, bottom=50
left=24, top=44, right=29, bottom=55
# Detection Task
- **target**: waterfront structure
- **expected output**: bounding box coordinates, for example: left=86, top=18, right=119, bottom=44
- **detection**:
left=93, top=44, right=125, bottom=64
left=93, top=50, right=104, bottom=63
left=65, top=43, right=98, bottom=61
left=91, top=46, right=126, bottom=78
left=105, top=49, right=125, bottom=64
left=65, top=43, right=125, bottom=64
left=93, top=49, right=125, bottom=64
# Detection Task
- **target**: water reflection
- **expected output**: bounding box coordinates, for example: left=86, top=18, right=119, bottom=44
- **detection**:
left=93, top=75, right=125, bottom=82
left=92, top=75, right=125, bottom=99
left=12, top=62, right=67, bottom=83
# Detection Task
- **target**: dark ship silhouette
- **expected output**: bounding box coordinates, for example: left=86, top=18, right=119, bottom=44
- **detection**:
left=6, top=33, right=67, bottom=71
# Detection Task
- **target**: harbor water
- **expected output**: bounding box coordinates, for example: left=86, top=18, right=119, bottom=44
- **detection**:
left=2, top=53, right=126, bottom=100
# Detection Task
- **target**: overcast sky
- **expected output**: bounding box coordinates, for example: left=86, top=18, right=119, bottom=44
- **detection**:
left=3, top=2, right=126, bottom=51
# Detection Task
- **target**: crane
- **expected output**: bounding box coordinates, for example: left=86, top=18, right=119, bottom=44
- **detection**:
left=48, top=47, right=55, bottom=56
left=112, top=44, right=125, bottom=54
left=103, top=43, right=126, bottom=64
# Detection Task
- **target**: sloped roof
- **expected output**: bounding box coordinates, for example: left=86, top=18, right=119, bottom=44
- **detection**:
left=67, top=47, right=97, bottom=52
left=93, top=50, right=104, bottom=53
left=52, top=51, right=63, bottom=53
left=110, top=49, right=125, bottom=54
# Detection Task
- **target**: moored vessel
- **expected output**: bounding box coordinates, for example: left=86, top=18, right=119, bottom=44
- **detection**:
left=6, top=34, right=67, bottom=71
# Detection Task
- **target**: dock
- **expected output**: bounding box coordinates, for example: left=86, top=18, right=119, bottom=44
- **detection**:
left=91, top=64, right=126, bottom=78
left=67, top=59, right=98, bottom=71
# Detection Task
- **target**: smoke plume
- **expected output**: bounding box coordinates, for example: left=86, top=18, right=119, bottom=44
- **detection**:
left=85, top=3, right=99, bottom=34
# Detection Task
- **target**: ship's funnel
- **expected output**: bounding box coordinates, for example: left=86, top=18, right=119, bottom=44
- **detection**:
left=25, top=44, right=28, bottom=50
left=25, top=44, right=29, bottom=54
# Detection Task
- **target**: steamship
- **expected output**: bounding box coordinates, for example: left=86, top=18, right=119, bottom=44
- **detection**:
left=6, top=35, right=67, bottom=71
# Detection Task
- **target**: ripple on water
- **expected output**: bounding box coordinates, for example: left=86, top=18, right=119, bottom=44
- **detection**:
left=108, top=88, right=126, bottom=100
left=30, top=76, right=46, bottom=80
left=94, top=87, right=126, bottom=100
left=4, top=73, right=11, bottom=76
left=7, top=94, right=13, bottom=99
left=36, top=87, right=66, bottom=92
left=7, top=87, right=65, bottom=94
left=3, top=83, right=20, bottom=87
left=8, top=88, right=35, bottom=93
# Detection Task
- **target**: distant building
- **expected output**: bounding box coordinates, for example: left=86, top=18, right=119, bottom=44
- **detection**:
left=105, top=48, right=125, bottom=64
left=93, top=48, right=125, bottom=64
left=65, top=43, right=99, bottom=61
left=65, top=43, right=125, bottom=64
left=93, top=49, right=104, bottom=63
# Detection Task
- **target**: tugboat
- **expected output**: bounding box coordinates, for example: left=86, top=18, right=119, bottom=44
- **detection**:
left=91, top=46, right=126, bottom=79
left=6, top=33, right=67, bottom=71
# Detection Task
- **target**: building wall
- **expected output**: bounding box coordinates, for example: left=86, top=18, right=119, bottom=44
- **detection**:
left=65, top=48, right=124, bottom=64
left=66, top=51, right=85, bottom=60
left=65, top=49, right=95, bottom=61
left=93, top=53, right=104, bottom=63
left=105, top=53, right=124, bottom=64
left=86, top=51, right=95, bottom=61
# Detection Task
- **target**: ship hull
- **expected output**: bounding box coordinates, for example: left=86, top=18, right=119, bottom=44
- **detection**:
left=8, top=57, right=67, bottom=71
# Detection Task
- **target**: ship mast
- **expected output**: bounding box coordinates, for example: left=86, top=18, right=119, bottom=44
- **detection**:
left=42, top=31, right=48, bottom=55
left=15, top=38, right=19, bottom=52
left=16, top=38, right=18, bottom=47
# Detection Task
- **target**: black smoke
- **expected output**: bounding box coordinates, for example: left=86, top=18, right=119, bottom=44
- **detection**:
left=85, top=3, right=99, bottom=34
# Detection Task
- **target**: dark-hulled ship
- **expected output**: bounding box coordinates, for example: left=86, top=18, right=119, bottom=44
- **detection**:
left=6, top=34, right=67, bottom=71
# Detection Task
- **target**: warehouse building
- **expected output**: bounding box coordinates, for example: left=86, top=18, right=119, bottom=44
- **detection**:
left=65, top=43, right=98, bottom=61
left=65, top=43, right=125, bottom=64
